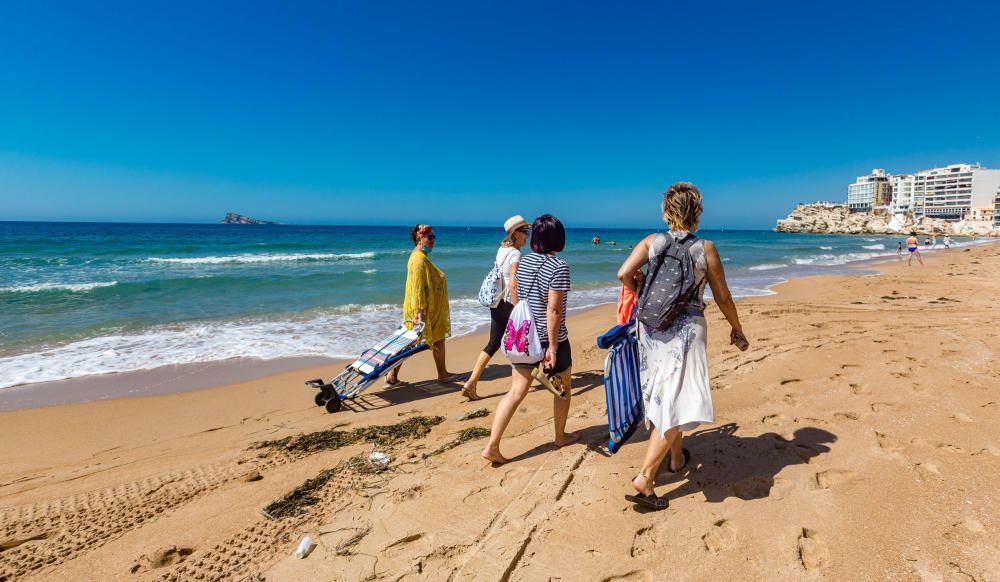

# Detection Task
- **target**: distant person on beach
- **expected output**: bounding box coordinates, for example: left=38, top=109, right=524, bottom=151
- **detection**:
left=897, top=241, right=903, bottom=257
left=385, top=224, right=460, bottom=386
left=616, top=182, right=748, bottom=510
left=932, top=235, right=937, bottom=248
left=907, top=233, right=924, bottom=266
left=943, top=234, right=951, bottom=250
left=924, top=237, right=931, bottom=248
left=611, top=240, right=617, bottom=247
left=482, top=214, right=579, bottom=463
left=592, top=235, right=601, bottom=245
left=462, top=215, right=530, bottom=400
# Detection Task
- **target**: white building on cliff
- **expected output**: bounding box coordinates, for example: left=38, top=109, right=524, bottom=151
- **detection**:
left=847, top=169, right=892, bottom=212
left=910, top=163, right=1000, bottom=221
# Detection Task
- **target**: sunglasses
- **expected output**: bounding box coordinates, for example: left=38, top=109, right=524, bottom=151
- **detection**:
left=425, top=234, right=436, bottom=240
left=516, top=226, right=531, bottom=233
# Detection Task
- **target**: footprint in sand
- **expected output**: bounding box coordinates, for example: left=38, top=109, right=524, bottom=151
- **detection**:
left=875, top=431, right=905, bottom=452
left=702, top=519, right=738, bottom=553
left=833, top=411, right=859, bottom=421
left=762, top=414, right=790, bottom=427
left=870, top=402, right=900, bottom=413
left=129, top=545, right=195, bottom=574
left=951, top=413, right=975, bottom=424
left=797, top=529, right=830, bottom=571
left=815, top=469, right=855, bottom=489
left=849, top=383, right=869, bottom=395
left=629, top=525, right=659, bottom=558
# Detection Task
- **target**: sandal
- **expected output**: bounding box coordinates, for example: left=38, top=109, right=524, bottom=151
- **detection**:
left=624, top=472, right=669, bottom=510
left=664, top=448, right=692, bottom=474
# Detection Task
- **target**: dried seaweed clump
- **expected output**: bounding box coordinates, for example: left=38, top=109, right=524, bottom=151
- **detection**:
left=263, top=467, right=340, bottom=518
left=253, top=415, right=445, bottom=455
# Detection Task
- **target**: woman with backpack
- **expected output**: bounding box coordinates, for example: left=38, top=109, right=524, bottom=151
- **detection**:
left=481, top=214, right=580, bottom=464
left=617, top=183, right=749, bottom=510
left=461, top=215, right=531, bottom=400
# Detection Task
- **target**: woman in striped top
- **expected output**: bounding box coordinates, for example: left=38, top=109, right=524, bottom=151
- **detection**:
left=482, top=214, right=580, bottom=464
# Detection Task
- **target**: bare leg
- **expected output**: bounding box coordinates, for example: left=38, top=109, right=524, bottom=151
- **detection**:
left=462, top=351, right=492, bottom=399
left=481, top=367, right=533, bottom=464
left=669, top=431, right=684, bottom=471
left=385, top=362, right=403, bottom=385
left=631, top=426, right=680, bottom=495
left=916, top=251, right=924, bottom=265
left=551, top=368, right=579, bottom=447
left=432, top=340, right=459, bottom=382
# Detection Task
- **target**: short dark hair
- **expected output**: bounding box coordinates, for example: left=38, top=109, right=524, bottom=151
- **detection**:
left=530, top=214, right=566, bottom=254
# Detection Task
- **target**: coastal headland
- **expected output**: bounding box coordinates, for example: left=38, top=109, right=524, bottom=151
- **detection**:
left=775, top=203, right=1000, bottom=237
left=2, top=244, right=999, bottom=581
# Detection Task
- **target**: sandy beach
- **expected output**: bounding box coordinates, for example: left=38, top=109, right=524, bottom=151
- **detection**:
left=2, top=243, right=999, bottom=581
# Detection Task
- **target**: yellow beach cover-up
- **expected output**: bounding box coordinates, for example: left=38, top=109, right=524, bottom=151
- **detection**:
left=403, top=249, right=451, bottom=344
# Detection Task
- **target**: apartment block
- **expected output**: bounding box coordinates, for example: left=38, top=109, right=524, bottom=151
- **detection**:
left=911, top=163, right=1000, bottom=221
left=847, top=169, right=892, bottom=212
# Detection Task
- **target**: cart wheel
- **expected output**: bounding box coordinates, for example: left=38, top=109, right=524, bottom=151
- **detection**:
left=325, top=397, right=343, bottom=413
left=314, top=392, right=328, bottom=407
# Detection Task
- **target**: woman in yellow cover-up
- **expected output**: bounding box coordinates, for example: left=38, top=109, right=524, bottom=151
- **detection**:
left=385, top=224, right=460, bottom=385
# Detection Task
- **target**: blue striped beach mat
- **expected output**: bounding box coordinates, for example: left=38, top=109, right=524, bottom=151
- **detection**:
left=597, top=321, right=644, bottom=454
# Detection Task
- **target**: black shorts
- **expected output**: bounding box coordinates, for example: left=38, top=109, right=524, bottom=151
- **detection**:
left=512, top=339, right=572, bottom=375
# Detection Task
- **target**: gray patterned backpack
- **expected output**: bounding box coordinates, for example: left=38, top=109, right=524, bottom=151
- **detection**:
left=635, top=232, right=699, bottom=331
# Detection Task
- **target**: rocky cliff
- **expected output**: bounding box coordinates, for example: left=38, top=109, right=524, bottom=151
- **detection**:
left=774, top=204, right=999, bottom=237
left=221, top=213, right=276, bottom=225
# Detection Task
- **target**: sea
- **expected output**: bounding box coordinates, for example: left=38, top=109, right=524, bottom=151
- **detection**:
left=0, top=222, right=987, bottom=390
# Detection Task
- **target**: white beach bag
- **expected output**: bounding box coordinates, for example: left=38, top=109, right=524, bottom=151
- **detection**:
left=501, top=300, right=544, bottom=364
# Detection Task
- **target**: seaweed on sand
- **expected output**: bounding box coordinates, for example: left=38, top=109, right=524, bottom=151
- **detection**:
left=253, top=416, right=445, bottom=456
left=261, top=416, right=446, bottom=519
left=422, top=427, right=491, bottom=459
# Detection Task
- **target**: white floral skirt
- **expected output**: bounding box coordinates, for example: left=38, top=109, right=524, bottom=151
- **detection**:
left=638, top=312, right=714, bottom=437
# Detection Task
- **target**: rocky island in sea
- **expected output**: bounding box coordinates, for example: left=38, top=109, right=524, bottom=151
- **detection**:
left=221, top=212, right=276, bottom=225
left=774, top=203, right=1000, bottom=237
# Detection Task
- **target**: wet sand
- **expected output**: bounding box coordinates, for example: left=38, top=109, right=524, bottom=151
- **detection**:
left=2, top=243, right=999, bottom=581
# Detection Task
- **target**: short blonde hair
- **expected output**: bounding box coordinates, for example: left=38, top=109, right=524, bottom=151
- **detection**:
left=661, top=182, right=703, bottom=230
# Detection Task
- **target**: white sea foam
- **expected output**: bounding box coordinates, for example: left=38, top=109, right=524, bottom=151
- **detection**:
left=862, top=244, right=885, bottom=250
left=146, top=252, right=375, bottom=265
left=748, top=263, right=787, bottom=271
left=362, top=269, right=378, bottom=274
left=819, top=246, right=833, bottom=250
left=0, top=281, right=118, bottom=293
left=864, top=238, right=879, bottom=242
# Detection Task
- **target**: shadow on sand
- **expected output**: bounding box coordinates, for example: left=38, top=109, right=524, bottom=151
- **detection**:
left=637, top=423, right=838, bottom=506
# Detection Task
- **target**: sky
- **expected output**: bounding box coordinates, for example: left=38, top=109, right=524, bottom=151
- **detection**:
left=1, top=1, right=998, bottom=229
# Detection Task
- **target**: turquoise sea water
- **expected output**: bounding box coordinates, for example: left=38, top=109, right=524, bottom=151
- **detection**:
left=0, top=222, right=984, bottom=389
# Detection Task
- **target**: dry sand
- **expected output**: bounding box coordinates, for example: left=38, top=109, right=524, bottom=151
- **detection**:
left=2, top=244, right=999, bottom=581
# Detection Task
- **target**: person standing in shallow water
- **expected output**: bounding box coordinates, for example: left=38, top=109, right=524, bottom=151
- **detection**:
left=385, top=224, right=460, bottom=385
left=617, top=182, right=749, bottom=510
left=461, top=215, right=530, bottom=400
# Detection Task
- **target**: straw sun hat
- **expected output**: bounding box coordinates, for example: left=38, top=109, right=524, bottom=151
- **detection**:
left=503, top=215, right=528, bottom=234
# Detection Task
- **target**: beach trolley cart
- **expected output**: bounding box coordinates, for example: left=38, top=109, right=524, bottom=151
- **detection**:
left=597, top=321, right=643, bottom=453
left=306, top=322, right=430, bottom=413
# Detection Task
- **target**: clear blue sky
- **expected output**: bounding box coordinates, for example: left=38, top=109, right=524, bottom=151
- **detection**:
left=1, top=1, right=998, bottom=229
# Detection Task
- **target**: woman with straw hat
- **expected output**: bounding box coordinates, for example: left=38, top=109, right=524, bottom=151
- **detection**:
left=462, top=215, right=531, bottom=400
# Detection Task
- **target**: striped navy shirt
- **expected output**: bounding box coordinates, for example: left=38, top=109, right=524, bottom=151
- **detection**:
left=515, top=252, right=571, bottom=343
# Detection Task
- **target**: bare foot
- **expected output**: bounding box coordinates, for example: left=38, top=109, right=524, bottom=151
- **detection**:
left=437, top=372, right=462, bottom=384
left=481, top=447, right=509, bottom=465
left=554, top=432, right=580, bottom=448
left=461, top=383, right=480, bottom=401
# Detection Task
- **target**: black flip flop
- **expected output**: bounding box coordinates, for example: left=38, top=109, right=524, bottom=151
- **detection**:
left=624, top=492, right=669, bottom=510
left=664, top=448, right=692, bottom=474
